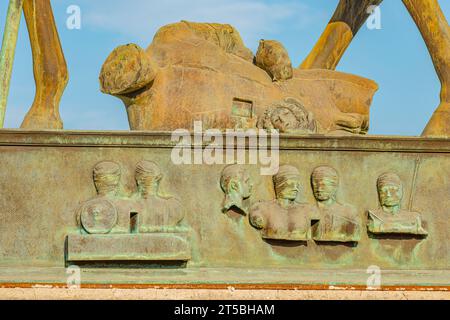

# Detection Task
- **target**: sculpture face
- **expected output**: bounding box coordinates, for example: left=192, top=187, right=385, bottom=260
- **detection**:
left=276, top=178, right=300, bottom=201
left=221, top=167, right=253, bottom=200
left=378, top=183, right=403, bottom=208
left=220, top=165, right=253, bottom=215
left=312, top=177, right=337, bottom=202
left=259, top=98, right=319, bottom=134
left=271, top=107, right=298, bottom=132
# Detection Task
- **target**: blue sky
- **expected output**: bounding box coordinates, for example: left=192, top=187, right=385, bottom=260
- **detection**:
left=1, top=0, right=449, bottom=135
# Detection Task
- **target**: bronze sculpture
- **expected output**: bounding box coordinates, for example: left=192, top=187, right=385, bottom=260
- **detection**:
left=134, top=160, right=184, bottom=233
left=0, top=1, right=448, bottom=291
left=257, top=97, right=321, bottom=134
left=302, top=0, right=450, bottom=137
left=99, top=21, right=378, bottom=134
left=77, top=161, right=137, bottom=234
left=368, top=172, right=428, bottom=236
left=0, top=0, right=68, bottom=129
left=220, top=164, right=253, bottom=217
left=311, top=166, right=361, bottom=242
left=249, top=165, right=318, bottom=241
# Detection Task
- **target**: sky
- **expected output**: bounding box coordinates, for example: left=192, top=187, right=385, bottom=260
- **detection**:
left=0, top=0, right=449, bottom=136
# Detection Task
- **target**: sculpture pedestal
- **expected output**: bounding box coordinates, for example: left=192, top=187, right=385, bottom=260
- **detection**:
left=0, top=130, right=448, bottom=289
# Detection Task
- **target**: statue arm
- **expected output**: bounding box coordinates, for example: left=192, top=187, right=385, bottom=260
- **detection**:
left=300, top=0, right=383, bottom=70
left=21, top=0, right=68, bottom=129
left=402, top=0, right=450, bottom=137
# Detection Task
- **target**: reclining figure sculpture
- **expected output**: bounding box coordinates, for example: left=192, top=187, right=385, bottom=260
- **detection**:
left=99, top=21, right=378, bottom=134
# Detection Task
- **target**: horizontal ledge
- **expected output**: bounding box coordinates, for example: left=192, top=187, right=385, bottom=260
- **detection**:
left=0, top=267, right=449, bottom=287
left=0, top=129, right=449, bottom=153
left=0, top=283, right=449, bottom=292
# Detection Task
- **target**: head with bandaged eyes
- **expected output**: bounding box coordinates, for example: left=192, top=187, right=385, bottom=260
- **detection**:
left=135, top=160, right=163, bottom=199
left=93, top=161, right=121, bottom=197
left=273, top=165, right=301, bottom=202
left=311, top=166, right=339, bottom=204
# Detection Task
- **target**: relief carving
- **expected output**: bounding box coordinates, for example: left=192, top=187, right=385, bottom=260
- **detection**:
left=77, top=161, right=135, bottom=235
left=368, top=172, right=428, bottom=236
left=257, top=97, right=321, bottom=134
left=134, top=160, right=185, bottom=233
left=220, top=164, right=253, bottom=217
left=311, top=166, right=361, bottom=242
left=249, top=165, right=318, bottom=241
left=70, top=160, right=190, bottom=263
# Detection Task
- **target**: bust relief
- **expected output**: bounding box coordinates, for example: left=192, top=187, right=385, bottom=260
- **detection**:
left=134, top=160, right=184, bottom=233
left=368, top=172, right=428, bottom=236
left=249, top=165, right=318, bottom=241
left=311, top=166, right=361, bottom=242
left=77, top=161, right=137, bottom=235
left=220, top=164, right=253, bottom=217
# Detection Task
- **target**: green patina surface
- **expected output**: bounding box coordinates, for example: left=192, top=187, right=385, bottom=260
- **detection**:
left=0, top=130, right=448, bottom=286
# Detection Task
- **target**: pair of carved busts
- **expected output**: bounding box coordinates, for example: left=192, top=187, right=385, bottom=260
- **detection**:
left=220, top=165, right=428, bottom=243
left=76, top=161, right=184, bottom=235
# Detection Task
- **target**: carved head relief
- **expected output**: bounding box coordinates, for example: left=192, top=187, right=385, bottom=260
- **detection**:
left=220, top=165, right=253, bottom=215
left=311, top=166, right=339, bottom=205
left=273, top=165, right=301, bottom=206
left=258, top=98, right=319, bottom=134
left=368, top=172, right=428, bottom=236
left=93, top=161, right=121, bottom=197
left=377, top=172, right=403, bottom=212
left=135, top=160, right=163, bottom=199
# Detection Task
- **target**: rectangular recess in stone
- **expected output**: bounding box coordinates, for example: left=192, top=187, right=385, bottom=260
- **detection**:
left=232, top=98, right=253, bottom=118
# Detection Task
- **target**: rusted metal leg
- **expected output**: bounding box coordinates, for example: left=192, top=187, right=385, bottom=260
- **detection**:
left=0, top=0, right=25, bottom=128
left=300, top=0, right=383, bottom=70
left=21, top=0, right=68, bottom=129
left=402, top=0, right=450, bottom=137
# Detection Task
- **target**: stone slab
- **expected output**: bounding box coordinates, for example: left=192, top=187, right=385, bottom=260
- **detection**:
left=67, top=233, right=191, bottom=262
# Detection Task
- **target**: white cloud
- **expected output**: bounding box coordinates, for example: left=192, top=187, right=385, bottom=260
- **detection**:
left=83, top=0, right=322, bottom=50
